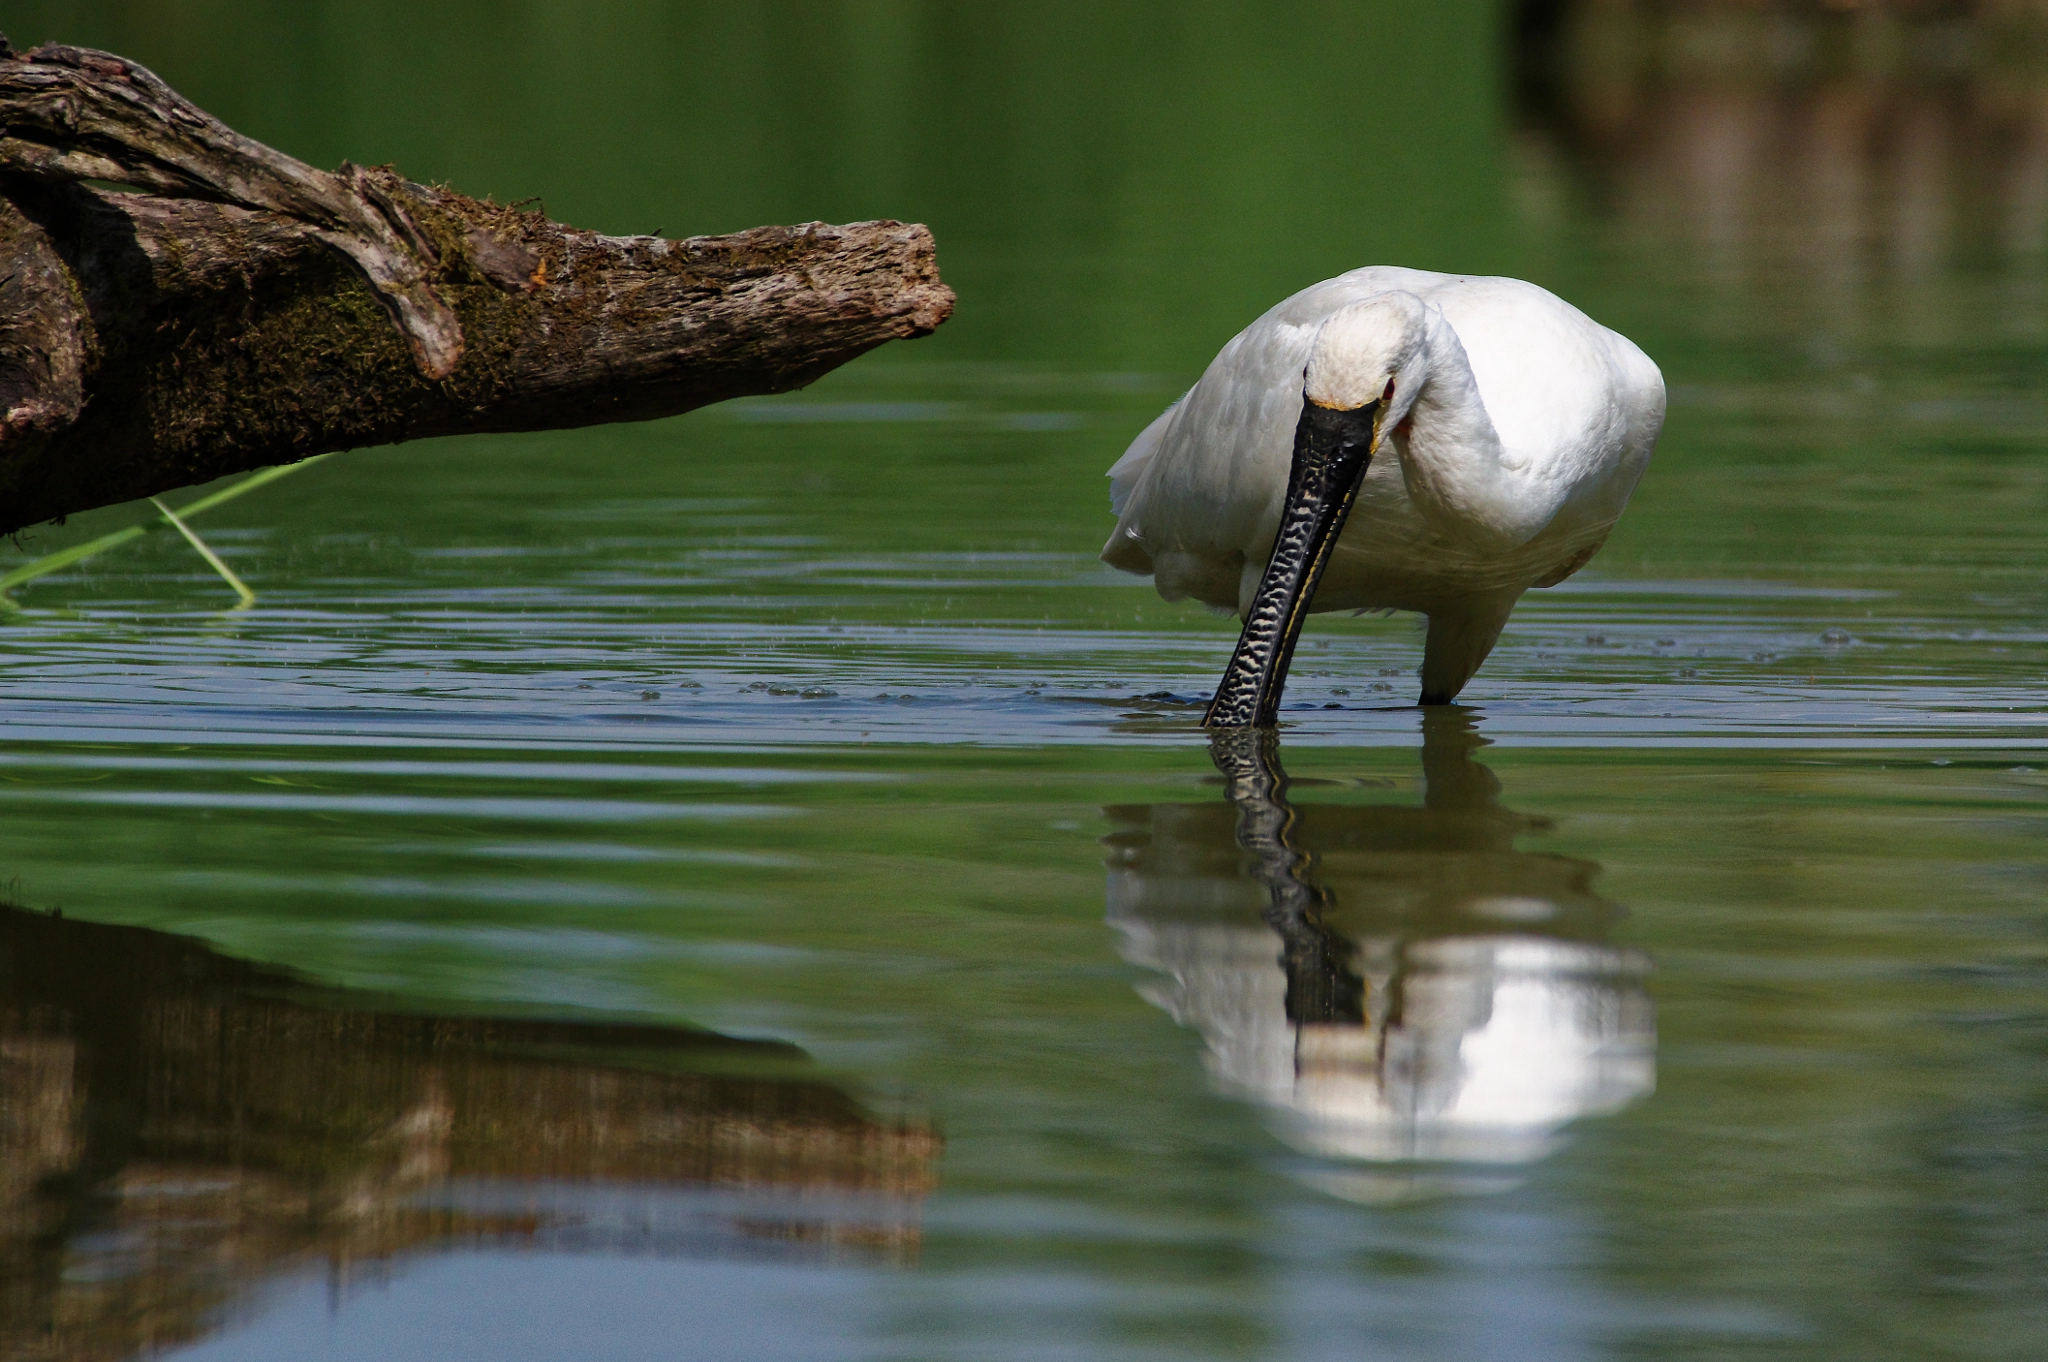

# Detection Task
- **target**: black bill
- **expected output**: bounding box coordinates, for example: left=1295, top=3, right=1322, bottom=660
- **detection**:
left=1208, top=727, right=1366, bottom=1023
left=1201, top=398, right=1381, bottom=728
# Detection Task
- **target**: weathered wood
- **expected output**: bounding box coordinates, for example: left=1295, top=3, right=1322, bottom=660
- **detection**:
left=0, top=38, right=954, bottom=536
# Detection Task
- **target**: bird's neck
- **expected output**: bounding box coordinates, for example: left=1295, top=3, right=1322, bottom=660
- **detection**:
left=1396, top=322, right=1550, bottom=550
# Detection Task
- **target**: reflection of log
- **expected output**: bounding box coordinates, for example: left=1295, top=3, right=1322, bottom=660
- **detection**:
left=0, top=40, right=954, bottom=535
left=1515, top=2, right=2048, bottom=346
left=0, top=902, right=938, bottom=1362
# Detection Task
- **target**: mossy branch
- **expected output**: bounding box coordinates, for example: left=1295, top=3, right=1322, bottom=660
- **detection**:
left=0, top=37, right=954, bottom=536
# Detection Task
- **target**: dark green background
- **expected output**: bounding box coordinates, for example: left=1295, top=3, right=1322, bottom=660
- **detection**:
left=3, top=3, right=2047, bottom=1359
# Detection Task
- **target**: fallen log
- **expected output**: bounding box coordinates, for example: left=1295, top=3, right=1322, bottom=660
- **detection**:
left=0, top=38, right=955, bottom=537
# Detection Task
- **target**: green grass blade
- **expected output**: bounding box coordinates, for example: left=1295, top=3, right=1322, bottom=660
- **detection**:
left=174, top=453, right=334, bottom=519
left=0, top=453, right=335, bottom=600
left=150, top=497, right=258, bottom=609
left=0, top=524, right=152, bottom=593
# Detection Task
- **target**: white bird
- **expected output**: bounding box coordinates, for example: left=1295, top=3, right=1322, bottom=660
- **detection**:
left=1101, top=267, right=1665, bottom=723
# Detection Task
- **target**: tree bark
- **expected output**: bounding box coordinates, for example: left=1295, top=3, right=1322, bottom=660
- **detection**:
left=0, top=39, right=955, bottom=536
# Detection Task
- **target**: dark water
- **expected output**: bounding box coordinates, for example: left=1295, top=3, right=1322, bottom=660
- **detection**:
left=3, top=3, right=2048, bottom=1359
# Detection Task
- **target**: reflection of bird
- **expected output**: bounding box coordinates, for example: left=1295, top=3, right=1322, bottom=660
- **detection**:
left=1100, top=268, right=1664, bottom=723
left=1103, top=711, right=1653, bottom=1190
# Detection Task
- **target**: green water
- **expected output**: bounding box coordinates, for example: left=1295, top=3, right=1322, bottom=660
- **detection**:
left=3, top=3, right=2047, bottom=1359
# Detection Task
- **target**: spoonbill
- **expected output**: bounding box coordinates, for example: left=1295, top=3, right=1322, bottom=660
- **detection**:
left=1100, top=267, right=1665, bottom=724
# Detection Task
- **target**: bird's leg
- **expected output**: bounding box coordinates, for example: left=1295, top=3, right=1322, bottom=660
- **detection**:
left=1202, top=398, right=1380, bottom=728
left=1417, top=590, right=1518, bottom=706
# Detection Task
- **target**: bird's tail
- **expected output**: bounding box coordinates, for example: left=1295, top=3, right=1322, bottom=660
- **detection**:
left=1100, top=398, right=1183, bottom=575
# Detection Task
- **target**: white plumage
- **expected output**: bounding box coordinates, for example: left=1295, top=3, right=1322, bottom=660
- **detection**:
left=1102, top=266, right=1666, bottom=704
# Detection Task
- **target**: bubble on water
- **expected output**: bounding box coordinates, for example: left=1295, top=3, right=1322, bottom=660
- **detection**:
left=801, top=688, right=837, bottom=699
left=639, top=690, right=659, bottom=700
left=1330, top=688, right=1350, bottom=696
left=2011, top=766, right=2037, bottom=774
left=1821, top=628, right=1854, bottom=646
left=1655, top=638, right=1676, bottom=647
left=1678, top=668, right=1698, bottom=678
left=1931, top=758, right=1952, bottom=766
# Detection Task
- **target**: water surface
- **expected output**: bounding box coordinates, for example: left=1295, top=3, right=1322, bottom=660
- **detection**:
left=2, top=3, right=2046, bottom=1359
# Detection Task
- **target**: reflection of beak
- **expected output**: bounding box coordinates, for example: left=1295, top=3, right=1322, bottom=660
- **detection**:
left=1203, top=397, right=1382, bottom=728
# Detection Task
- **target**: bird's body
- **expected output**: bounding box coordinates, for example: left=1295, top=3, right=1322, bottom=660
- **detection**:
left=1103, top=267, right=1665, bottom=707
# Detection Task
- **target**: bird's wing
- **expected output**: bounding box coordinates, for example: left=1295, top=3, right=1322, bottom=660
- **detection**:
left=1101, top=267, right=1469, bottom=580
left=1529, top=534, right=1607, bottom=588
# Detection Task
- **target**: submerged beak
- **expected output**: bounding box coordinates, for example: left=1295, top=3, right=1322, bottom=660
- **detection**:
left=1201, top=396, right=1382, bottom=728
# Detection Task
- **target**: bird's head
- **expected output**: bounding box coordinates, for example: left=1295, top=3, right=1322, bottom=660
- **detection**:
left=1301, top=292, right=1430, bottom=447
left=1204, top=292, right=1440, bottom=728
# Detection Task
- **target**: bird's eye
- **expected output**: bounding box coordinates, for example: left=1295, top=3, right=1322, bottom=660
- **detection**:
left=1382, top=379, right=1395, bottom=402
